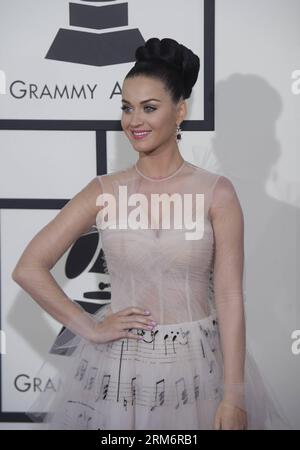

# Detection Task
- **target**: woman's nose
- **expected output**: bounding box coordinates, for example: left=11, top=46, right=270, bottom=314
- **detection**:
left=129, top=111, right=144, bottom=127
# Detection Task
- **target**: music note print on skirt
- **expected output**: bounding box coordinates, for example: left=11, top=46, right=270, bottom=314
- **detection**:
left=74, top=358, right=88, bottom=382
left=96, top=374, right=111, bottom=402
left=84, top=366, right=98, bottom=391
left=175, top=377, right=188, bottom=409
left=150, top=378, right=165, bottom=411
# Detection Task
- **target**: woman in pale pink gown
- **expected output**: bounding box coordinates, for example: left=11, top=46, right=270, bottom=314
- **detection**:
left=12, top=37, right=291, bottom=430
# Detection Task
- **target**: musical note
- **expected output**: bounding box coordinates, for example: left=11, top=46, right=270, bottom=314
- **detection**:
left=151, top=329, right=159, bottom=350
left=74, top=358, right=88, bottom=382
left=193, top=374, right=200, bottom=400
left=125, top=333, right=131, bottom=351
left=136, top=329, right=146, bottom=339
left=163, top=333, right=169, bottom=355
left=96, top=374, right=111, bottom=401
left=139, top=328, right=159, bottom=349
left=76, top=412, right=84, bottom=428
left=200, top=339, right=206, bottom=358
left=150, top=379, right=165, bottom=411
left=76, top=410, right=93, bottom=429
left=169, top=331, right=179, bottom=353
left=175, top=377, right=188, bottom=409
left=131, top=377, right=136, bottom=406
left=116, top=341, right=124, bottom=402
left=206, top=377, right=221, bottom=401
left=203, top=328, right=208, bottom=337
left=123, top=396, right=128, bottom=411
left=180, top=329, right=190, bottom=347
left=172, top=334, right=178, bottom=352
left=87, top=415, right=93, bottom=429
left=63, top=400, right=107, bottom=430
left=199, top=324, right=217, bottom=353
left=106, top=341, right=114, bottom=352
left=84, top=366, right=98, bottom=390
left=213, top=386, right=220, bottom=399
left=207, top=328, right=217, bottom=352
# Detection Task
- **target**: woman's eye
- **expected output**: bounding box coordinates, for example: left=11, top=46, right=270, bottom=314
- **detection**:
left=120, top=105, right=156, bottom=113
left=144, top=106, right=156, bottom=112
left=121, top=105, right=131, bottom=112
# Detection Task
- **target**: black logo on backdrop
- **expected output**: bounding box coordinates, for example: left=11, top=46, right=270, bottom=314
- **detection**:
left=65, top=226, right=111, bottom=302
left=46, top=0, right=145, bottom=66
left=50, top=227, right=111, bottom=356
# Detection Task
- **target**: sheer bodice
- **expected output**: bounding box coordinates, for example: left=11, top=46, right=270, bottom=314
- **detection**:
left=96, top=160, right=221, bottom=324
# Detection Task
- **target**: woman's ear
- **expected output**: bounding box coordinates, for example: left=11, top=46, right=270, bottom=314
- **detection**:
left=177, top=99, right=187, bottom=124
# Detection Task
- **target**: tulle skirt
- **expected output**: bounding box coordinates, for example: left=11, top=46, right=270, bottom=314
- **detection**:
left=26, top=303, right=291, bottom=430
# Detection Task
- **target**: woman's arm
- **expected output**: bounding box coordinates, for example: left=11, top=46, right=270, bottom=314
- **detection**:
left=11, top=176, right=104, bottom=342
left=210, top=175, right=246, bottom=411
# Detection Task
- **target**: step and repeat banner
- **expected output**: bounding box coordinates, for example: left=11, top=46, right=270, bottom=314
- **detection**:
left=0, top=0, right=214, bottom=423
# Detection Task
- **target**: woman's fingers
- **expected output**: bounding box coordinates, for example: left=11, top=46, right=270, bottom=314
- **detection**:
left=116, top=307, right=156, bottom=331
left=91, top=305, right=156, bottom=344
left=117, top=306, right=152, bottom=317
left=120, top=330, right=143, bottom=340
left=120, top=315, right=156, bottom=328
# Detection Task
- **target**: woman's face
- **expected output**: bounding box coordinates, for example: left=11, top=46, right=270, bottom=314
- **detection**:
left=121, top=75, right=186, bottom=154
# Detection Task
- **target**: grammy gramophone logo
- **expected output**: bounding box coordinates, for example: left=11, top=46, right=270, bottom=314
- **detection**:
left=49, top=225, right=111, bottom=356
left=46, top=0, right=145, bottom=66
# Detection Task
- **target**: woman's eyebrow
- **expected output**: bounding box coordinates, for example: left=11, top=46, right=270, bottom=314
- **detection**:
left=121, top=98, right=161, bottom=104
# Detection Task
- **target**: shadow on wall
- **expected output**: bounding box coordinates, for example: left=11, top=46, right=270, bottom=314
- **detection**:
left=211, top=73, right=300, bottom=429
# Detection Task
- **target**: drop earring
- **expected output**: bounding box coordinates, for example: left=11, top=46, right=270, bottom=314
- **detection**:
left=176, top=124, right=182, bottom=140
